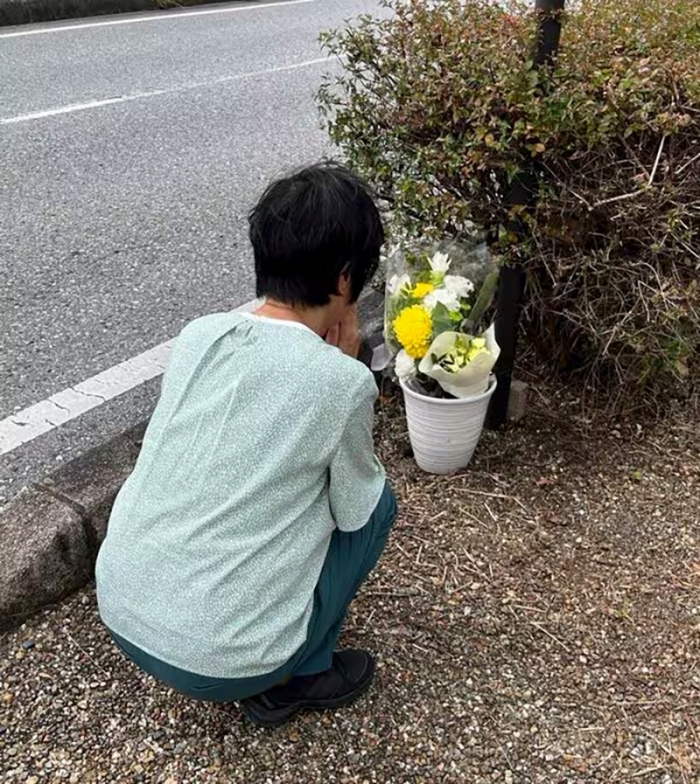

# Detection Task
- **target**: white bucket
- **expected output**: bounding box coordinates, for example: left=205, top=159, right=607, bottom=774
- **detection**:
left=400, top=377, right=497, bottom=475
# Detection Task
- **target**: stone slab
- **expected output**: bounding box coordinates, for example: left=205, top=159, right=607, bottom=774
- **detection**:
left=37, top=423, right=145, bottom=549
left=507, top=379, right=529, bottom=422
left=0, top=486, right=91, bottom=631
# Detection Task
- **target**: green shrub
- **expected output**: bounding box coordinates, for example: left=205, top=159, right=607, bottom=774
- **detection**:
left=318, top=0, right=700, bottom=407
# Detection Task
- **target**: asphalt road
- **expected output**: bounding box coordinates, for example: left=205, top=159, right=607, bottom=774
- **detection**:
left=0, top=0, right=381, bottom=505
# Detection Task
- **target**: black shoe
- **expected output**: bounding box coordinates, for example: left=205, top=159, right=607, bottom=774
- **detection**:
left=240, top=649, right=376, bottom=727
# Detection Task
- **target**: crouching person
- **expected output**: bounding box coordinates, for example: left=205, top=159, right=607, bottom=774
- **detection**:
left=95, top=162, right=397, bottom=726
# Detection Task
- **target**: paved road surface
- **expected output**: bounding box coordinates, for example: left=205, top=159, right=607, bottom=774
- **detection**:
left=0, top=0, right=381, bottom=505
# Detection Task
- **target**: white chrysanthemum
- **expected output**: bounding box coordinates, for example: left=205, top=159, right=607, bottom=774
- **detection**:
left=395, top=349, right=417, bottom=380
left=429, top=251, right=451, bottom=273
left=444, top=275, right=475, bottom=298
left=424, top=287, right=461, bottom=312
left=387, top=273, right=411, bottom=295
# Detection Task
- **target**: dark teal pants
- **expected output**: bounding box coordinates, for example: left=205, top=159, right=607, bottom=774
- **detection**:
left=110, top=483, right=397, bottom=702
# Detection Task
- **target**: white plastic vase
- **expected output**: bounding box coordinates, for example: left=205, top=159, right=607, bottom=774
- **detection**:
left=400, top=377, right=497, bottom=474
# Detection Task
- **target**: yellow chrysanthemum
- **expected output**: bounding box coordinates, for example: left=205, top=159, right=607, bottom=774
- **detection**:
left=411, top=282, right=435, bottom=299
left=393, top=305, right=433, bottom=359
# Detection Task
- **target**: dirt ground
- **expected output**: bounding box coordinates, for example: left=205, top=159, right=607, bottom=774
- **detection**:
left=1, top=377, right=699, bottom=783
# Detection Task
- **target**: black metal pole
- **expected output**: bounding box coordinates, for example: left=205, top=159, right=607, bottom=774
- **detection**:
left=487, top=0, right=565, bottom=429
left=533, top=0, right=566, bottom=67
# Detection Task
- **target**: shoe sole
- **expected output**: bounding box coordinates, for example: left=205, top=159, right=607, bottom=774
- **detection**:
left=240, top=660, right=376, bottom=728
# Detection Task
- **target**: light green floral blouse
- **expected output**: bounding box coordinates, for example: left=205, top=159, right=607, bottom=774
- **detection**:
left=96, top=313, right=385, bottom=679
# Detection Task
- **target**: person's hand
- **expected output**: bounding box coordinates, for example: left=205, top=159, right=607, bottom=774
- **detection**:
left=325, top=305, right=361, bottom=358
left=339, top=304, right=360, bottom=358
left=324, top=323, right=340, bottom=347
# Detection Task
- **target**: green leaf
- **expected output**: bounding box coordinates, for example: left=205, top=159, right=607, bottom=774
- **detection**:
left=432, top=302, right=454, bottom=336
left=465, top=270, right=500, bottom=332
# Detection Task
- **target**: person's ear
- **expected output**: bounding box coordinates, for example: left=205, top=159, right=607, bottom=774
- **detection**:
left=338, top=272, right=351, bottom=301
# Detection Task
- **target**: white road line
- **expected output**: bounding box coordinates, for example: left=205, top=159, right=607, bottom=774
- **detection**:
left=0, top=0, right=315, bottom=39
left=1, top=57, right=331, bottom=124
left=0, top=341, right=174, bottom=455
left=0, top=300, right=261, bottom=456
left=1, top=94, right=162, bottom=124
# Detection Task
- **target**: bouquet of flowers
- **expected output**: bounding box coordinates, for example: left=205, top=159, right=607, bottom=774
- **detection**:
left=380, top=243, right=501, bottom=399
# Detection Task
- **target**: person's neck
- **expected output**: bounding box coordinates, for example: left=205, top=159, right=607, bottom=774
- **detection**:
left=254, top=299, right=330, bottom=337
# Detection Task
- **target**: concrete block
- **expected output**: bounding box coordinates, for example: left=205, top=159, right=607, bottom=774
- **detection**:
left=37, top=423, right=145, bottom=548
left=0, top=486, right=91, bottom=631
left=507, top=379, right=529, bottom=422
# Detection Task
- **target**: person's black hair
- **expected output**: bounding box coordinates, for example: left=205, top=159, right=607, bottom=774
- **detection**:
left=248, top=161, right=385, bottom=307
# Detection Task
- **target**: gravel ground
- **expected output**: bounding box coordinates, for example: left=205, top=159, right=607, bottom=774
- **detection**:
left=1, top=380, right=699, bottom=783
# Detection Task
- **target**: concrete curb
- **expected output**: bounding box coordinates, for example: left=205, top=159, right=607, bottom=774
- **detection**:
left=0, top=424, right=145, bottom=631
left=0, top=292, right=386, bottom=632
left=1, top=0, right=235, bottom=28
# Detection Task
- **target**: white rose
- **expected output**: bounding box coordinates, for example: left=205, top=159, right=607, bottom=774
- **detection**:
left=424, top=287, right=461, bottom=312
left=444, top=275, right=475, bottom=298
left=387, top=273, right=411, bottom=295
left=395, top=350, right=417, bottom=380
left=429, top=251, right=451, bottom=273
